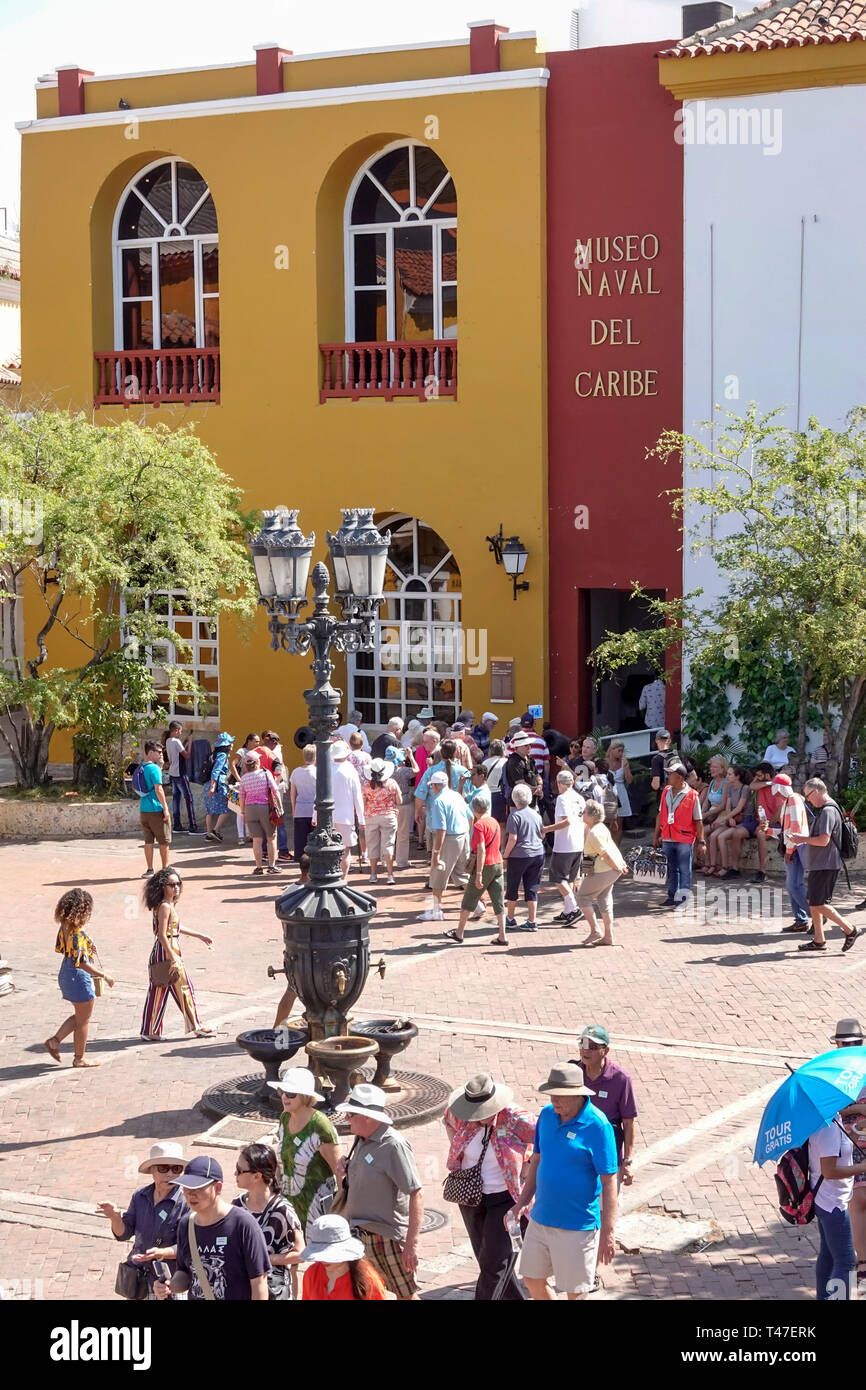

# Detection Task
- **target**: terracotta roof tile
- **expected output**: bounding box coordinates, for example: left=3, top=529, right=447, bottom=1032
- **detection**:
left=661, top=0, right=866, bottom=57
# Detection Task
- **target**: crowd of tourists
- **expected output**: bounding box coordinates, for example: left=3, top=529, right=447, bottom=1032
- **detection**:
left=91, top=1020, right=636, bottom=1303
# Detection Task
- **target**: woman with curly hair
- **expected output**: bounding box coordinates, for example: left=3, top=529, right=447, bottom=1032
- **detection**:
left=140, top=868, right=215, bottom=1040
left=45, top=889, right=114, bottom=1068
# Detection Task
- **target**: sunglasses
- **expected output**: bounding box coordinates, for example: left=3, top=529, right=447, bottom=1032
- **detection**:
left=235, top=1165, right=251, bottom=1176
left=579, top=1038, right=605, bottom=1051
left=154, top=1164, right=185, bottom=1175
left=280, top=1092, right=298, bottom=1101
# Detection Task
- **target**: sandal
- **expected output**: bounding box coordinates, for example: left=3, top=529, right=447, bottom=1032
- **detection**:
left=73, top=1057, right=99, bottom=1067
left=843, top=928, right=860, bottom=954
left=443, top=929, right=464, bottom=944
left=192, top=1026, right=217, bottom=1038
left=251, top=866, right=264, bottom=875
left=44, top=1037, right=61, bottom=1063
left=490, top=937, right=509, bottom=946
left=581, top=935, right=603, bottom=948
left=798, top=939, right=826, bottom=952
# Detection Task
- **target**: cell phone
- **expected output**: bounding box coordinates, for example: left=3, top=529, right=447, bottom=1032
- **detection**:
left=154, top=1260, right=172, bottom=1297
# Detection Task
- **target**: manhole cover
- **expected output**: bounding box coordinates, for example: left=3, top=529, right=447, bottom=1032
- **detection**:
left=421, top=1207, right=449, bottom=1234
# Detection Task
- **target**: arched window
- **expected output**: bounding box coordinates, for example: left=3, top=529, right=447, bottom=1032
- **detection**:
left=347, top=514, right=462, bottom=727
left=113, top=159, right=218, bottom=351
left=346, top=141, right=456, bottom=343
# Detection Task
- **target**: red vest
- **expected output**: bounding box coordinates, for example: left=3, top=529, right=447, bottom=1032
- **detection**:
left=660, top=785, right=699, bottom=844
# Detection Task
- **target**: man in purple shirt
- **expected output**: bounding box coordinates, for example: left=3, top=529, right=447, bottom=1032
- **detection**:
left=571, top=1024, right=637, bottom=1187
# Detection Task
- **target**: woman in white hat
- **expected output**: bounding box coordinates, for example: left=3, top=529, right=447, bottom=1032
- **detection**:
left=300, top=1214, right=386, bottom=1301
left=443, top=1074, right=536, bottom=1300
left=97, top=1143, right=187, bottom=1298
left=361, top=758, right=401, bottom=884
left=265, top=1068, right=341, bottom=1238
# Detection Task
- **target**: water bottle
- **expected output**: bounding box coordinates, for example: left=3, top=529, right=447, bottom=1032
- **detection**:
left=505, top=1211, right=522, bottom=1253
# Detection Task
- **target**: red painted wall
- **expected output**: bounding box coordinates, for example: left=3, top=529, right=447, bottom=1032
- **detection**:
left=546, top=42, right=683, bottom=735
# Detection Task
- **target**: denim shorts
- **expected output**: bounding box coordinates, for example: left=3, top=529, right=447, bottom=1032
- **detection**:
left=58, top=957, right=95, bottom=1003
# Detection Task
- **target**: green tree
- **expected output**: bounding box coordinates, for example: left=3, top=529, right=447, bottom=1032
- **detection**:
left=0, top=407, right=257, bottom=787
left=590, top=406, right=866, bottom=786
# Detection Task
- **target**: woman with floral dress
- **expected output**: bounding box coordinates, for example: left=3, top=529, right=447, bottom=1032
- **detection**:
left=204, top=732, right=233, bottom=842
left=266, top=1068, right=341, bottom=1238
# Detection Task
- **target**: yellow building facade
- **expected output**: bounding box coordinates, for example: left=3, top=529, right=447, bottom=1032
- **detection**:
left=18, top=27, right=549, bottom=755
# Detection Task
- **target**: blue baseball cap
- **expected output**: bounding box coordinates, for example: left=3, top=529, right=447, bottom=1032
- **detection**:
left=171, top=1155, right=223, bottom=1189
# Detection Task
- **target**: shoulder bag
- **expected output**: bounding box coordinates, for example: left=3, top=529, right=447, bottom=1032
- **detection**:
left=91, top=945, right=105, bottom=998
left=267, top=776, right=285, bottom=828
left=187, top=1211, right=216, bottom=1301
left=443, top=1125, right=493, bottom=1207
left=329, top=1138, right=359, bottom=1217
left=114, top=1260, right=148, bottom=1300
left=149, top=955, right=181, bottom=988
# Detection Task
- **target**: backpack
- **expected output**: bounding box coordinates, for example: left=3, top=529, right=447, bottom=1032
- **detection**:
left=774, top=1142, right=822, bottom=1225
left=600, top=775, right=620, bottom=824
left=827, top=799, right=858, bottom=860
left=197, top=751, right=216, bottom=786
left=662, top=747, right=681, bottom=772
left=131, top=763, right=150, bottom=797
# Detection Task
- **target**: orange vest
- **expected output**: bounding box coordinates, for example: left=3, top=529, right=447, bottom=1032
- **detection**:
left=660, top=785, right=699, bottom=844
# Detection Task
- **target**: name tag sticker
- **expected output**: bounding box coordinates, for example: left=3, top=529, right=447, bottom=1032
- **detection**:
left=598, top=1090, right=608, bottom=1099
left=292, top=1137, right=301, bottom=1147
left=364, top=1153, right=375, bottom=1165
left=216, top=1236, right=227, bottom=1247
left=158, top=1209, right=167, bottom=1221
left=567, top=1131, right=577, bottom=1140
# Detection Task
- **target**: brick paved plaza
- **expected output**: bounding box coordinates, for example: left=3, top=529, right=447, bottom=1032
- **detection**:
left=2, top=832, right=864, bottom=1302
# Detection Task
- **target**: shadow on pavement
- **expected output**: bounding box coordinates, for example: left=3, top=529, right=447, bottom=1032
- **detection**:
left=0, top=1106, right=205, bottom=1154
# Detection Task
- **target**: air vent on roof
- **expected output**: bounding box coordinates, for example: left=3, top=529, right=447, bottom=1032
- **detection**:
left=570, top=8, right=580, bottom=48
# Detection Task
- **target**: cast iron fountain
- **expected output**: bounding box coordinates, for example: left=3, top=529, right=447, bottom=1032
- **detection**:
left=199, top=511, right=450, bottom=1131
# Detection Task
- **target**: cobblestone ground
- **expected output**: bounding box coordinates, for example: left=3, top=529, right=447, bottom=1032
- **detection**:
left=2, top=832, right=864, bottom=1302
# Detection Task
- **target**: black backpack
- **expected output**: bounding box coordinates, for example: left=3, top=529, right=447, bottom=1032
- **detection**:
left=198, top=750, right=216, bottom=785
left=827, top=799, right=859, bottom=860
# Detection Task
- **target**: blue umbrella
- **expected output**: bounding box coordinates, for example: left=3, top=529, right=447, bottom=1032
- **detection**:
left=754, top=1046, right=866, bottom=1165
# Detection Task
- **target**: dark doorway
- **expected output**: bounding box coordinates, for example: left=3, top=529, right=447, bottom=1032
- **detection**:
left=586, top=589, right=665, bottom=735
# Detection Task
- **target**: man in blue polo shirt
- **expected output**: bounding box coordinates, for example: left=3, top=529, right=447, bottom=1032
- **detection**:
left=512, top=1062, right=618, bottom=1299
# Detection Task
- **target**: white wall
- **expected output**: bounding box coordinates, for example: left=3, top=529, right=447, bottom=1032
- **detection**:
left=574, top=0, right=685, bottom=46
left=681, top=84, right=866, bottom=742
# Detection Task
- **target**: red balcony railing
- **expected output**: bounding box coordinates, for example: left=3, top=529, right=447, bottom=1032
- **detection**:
left=94, top=349, right=220, bottom=407
left=320, top=341, right=457, bottom=402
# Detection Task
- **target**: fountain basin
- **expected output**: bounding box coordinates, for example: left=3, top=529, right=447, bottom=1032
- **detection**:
left=353, top=1018, right=419, bottom=1092
left=307, top=1034, right=379, bottom=1110
left=236, top=1026, right=310, bottom=1107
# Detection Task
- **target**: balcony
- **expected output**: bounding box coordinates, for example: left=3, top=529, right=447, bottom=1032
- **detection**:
left=319, top=341, right=457, bottom=403
left=94, top=349, right=220, bottom=407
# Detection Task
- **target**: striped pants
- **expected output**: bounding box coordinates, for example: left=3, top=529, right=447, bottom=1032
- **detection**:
left=140, top=945, right=201, bottom=1037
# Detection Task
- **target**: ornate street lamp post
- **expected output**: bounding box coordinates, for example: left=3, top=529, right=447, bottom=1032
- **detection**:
left=247, top=508, right=391, bottom=1056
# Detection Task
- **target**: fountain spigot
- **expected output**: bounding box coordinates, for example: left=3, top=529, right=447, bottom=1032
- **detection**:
left=267, top=964, right=287, bottom=979
left=334, top=966, right=348, bottom=995
left=375, top=957, right=387, bottom=979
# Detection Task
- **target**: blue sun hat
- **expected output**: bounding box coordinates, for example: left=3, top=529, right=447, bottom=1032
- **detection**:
left=214, top=731, right=234, bottom=749
left=384, top=745, right=404, bottom=767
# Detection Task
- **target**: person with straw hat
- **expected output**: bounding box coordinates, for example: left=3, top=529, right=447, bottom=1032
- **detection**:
left=300, top=1215, right=387, bottom=1301
left=264, top=1067, right=341, bottom=1240
left=443, top=1074, right=536, bottom=1300
left=511, top=1063, right=618, bottom=1300
left=97, top=1142, right=188, bottom=1299
left=335, top=1083, right=424, bottom=1300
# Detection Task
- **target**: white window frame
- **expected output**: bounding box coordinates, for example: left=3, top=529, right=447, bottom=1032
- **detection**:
left=112, top=157, right=219, bottom=353
left=347, top=515, right=462, bottom=727
left=121, top=589, right=220, bottom=724
left=344, top=140, right=457, bottom=344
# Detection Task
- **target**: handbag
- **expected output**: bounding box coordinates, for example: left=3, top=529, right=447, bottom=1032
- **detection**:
left=443, top=1125, right=492, bottom=1207
left=187, top=1211, right=216, bottom=1301
left=92, top=946, right=105, bottom=998
left=268, top=782, right=284, bottom=828
left=149, top=957, right=181, bottom=988
left=329, top=1138, right=359, bottom=1217
left=114, top=1260, right=148, bottom=1300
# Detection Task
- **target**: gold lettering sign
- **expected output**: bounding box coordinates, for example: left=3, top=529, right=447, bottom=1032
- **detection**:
left=574, top=234, right=661, bottom=396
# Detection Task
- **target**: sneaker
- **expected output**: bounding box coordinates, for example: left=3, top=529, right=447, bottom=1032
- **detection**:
left=720, top=869, right=740, bottom=880
left=267, top=865, right=280, bottom=875
left=418, top=906, right=444, bottom=922
left=781, top=921, right=811, bottom=933
left=141, top=868, right=154, bottom=878
left=173, top=827, right=187, bottom=835
left=369, top=875, right=379, bottom=884
left=562, top=911, right=581, bottom=927
left=505, top=917, right=520, bottom=929
left=659, top=897, right=676, bottom=907
left=552, top=911, right=570, bottom=924
left=750, top=871, right=766, bottom=884
left=470, top=903, right=486, bottom=921
left=517, top=922, right=539, bottom=932
left=251, top=867, right=265, bottom=876
left=386, top=875, right=395, bottom=885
